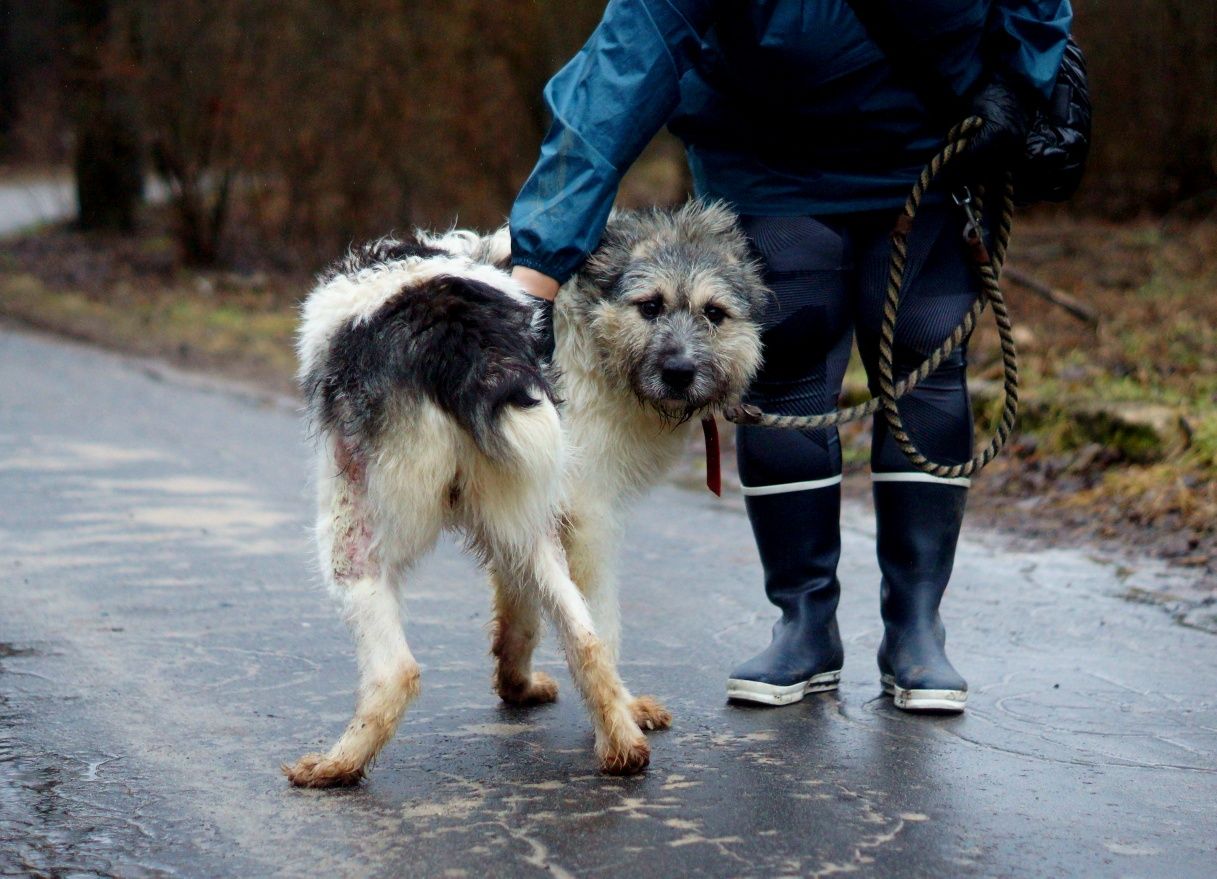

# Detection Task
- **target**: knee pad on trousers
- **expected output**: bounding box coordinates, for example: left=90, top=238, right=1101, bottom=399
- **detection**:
left=871, top=346, right=974, bottom=472
left=737, top=215, right=852, bottom=490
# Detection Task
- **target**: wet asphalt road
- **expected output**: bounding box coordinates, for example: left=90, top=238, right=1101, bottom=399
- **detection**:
left=0, top=178, right=75, bottom=236
left=1, top=325, right=1215, bottom=878
left=0, top=177, right=172, bottom=237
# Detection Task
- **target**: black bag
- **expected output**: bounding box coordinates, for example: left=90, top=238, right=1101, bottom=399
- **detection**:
left=1013, top=36, right=1091, bottom=204
left=843, top=1, right=1092, bottom=205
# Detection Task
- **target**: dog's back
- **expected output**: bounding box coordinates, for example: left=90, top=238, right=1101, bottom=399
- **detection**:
left=299, top=235, right=551, bottom=457
left=298, top=234, right=564, bottom=565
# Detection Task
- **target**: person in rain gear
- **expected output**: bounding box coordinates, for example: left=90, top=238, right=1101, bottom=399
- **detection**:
left=509, top=0, right=1073, bottom=712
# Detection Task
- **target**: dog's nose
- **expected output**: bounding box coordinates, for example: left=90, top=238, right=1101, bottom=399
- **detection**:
left=661, top=357, right=697, bottom=392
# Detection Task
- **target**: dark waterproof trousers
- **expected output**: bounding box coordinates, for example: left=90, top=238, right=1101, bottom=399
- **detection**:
left=736, top=204, right=980, bottom=488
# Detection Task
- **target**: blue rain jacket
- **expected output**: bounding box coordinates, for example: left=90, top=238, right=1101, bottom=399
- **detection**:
left=510, top=0, right=1072, bottom=283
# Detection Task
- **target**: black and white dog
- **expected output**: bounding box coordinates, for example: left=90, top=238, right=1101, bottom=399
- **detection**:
left=285, top=202, right=766, bottom=786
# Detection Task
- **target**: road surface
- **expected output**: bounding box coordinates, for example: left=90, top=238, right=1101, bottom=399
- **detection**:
left=0, top=176, right=172, bottom=237
left=1, top=326, right=1214, bottom=878
left=0, top=178, right=75, bottom=236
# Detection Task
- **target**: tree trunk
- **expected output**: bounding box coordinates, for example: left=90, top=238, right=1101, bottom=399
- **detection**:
left=0, top=0, right=15, bottom=154
left=65, top=0, right=143, bottom=233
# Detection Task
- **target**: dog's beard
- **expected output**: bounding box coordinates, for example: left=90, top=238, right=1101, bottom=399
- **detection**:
left=650, top=398, right=703, bottom=426
left=628, top=367, right=728, bottom=426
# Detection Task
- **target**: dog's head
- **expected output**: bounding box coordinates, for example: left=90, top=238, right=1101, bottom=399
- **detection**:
left=565, top=201, right=767, bottom=419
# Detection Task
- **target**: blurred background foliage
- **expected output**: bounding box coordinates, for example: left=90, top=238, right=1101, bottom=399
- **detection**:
left=1, top=1, right=1214, bottom=265
left=2, top=0, right=603, bottom=263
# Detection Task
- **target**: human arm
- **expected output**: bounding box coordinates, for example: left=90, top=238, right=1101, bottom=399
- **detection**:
left=509, top=0, right=714, bottom=287
left=964, top=0, right=1074, bottom=165
left=988, top=0, right=1073, bottom=102
left=512, top=266, right=559, bottom=302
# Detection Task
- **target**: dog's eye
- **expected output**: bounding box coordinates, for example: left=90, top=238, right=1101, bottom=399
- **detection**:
left=703, top=305, right=728, bottom=325
left=637, top=299, right=664, bottom=320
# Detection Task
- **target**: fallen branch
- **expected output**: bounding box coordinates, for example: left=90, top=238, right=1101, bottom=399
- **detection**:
left=1003, top=267, right=1100, bottom=326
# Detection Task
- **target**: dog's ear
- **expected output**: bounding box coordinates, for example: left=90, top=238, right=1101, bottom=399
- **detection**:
left=674, top=200, right=752, bottom=261
left=581, top=209, right=651, bottom=295
left=671, top=199, right=770, bottom=313
left=674, top=200, right=737, bottom=238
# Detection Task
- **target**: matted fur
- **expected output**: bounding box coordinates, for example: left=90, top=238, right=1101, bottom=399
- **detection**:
left=284, top=201, right=766, bottom=787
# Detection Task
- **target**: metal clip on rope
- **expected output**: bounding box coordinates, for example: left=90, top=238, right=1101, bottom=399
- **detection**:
left=724, top=116, right=1019, bottom=480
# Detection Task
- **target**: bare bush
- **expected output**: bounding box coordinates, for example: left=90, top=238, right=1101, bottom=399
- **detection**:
left=134, top=0, right=265, bottom=264
left=17, top=1, right=1217, bottom=263
left=236, top=0, right=564, bottom=263
left=121, top=0, right=592, bottom=266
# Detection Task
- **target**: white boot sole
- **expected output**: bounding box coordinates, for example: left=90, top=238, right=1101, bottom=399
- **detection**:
left=881, top=674, right=967, bottom=712
left=726, top=670, right=842, bottom=706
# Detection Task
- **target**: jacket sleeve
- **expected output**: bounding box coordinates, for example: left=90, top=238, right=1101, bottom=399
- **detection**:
left=989, top=0, right=1073, bottom=100
left=509, top=0, right=712, bottom=284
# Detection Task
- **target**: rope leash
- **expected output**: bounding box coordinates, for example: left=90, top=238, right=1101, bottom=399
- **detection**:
left=723, top=117, right=1019, bottom=480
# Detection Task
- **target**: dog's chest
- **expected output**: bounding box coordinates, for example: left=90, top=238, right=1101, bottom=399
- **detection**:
left=563, top=405, right=690, bottom=499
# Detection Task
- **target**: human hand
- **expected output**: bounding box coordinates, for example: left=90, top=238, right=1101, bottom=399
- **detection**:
left=511, top=266, right=559, bottom=362
left=511, top=266, right=560, bottom=301
left=959, top=73, right=1033, bottom=177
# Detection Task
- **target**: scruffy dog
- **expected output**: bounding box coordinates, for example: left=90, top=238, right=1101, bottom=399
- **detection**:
left=284, top=202, right=765, bottom=787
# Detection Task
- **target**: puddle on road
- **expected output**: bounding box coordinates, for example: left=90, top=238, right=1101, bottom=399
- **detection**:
left=0, top=647, right=128, bottom=877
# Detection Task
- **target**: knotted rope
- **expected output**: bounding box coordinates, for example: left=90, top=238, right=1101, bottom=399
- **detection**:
left=724, top=117, right=1018, bottom=479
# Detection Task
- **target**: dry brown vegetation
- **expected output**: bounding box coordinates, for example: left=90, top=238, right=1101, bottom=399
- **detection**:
left=940, top=217, right=1216, bottom=573
left=3, top=1, right=1217, bottom=264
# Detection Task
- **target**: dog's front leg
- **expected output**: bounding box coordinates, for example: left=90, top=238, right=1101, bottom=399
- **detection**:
left=508, top=536, right=649, bottom=775
left=561, top=505, right=672, bottom=732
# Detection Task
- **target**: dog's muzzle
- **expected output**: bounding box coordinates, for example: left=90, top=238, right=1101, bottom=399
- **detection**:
left=660, top=355, right=697, bottom=395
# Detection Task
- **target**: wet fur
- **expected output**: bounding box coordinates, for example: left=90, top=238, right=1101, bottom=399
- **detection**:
left=284, top=202, right=766, bottom=787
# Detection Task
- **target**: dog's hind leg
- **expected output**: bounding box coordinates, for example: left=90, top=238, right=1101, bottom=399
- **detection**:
left=490, top=567, right=558, bottom=706
left=284, top=573, right=421, bottom=788
left=478, top=399, right=645, bottom=773
left=284, top=441, right=430, bottom=789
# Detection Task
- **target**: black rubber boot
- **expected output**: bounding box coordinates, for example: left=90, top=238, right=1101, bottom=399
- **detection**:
left=727, top=484, right=845, bottom=706
left=873, top=480, right=969, bottom=712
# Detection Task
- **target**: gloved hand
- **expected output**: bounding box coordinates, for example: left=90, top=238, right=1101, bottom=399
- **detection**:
left=957, top=73, right=1033, bottom=178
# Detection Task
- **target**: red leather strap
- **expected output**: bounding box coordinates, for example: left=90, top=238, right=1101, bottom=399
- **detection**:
left=702, top=416, right=721, bottom=497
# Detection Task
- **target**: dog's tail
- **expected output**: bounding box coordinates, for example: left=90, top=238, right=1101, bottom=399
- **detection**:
left=302, top=271, right=555, bottom=461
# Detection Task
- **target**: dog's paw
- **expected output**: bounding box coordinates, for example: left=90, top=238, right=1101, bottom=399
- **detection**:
left=629, top=695, right=672, bottom=731
left=283, top=753, right=364, bottom=788
left=496, top=671, right=560, bottom=706
left=598, top=733, right=650, bottom=776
